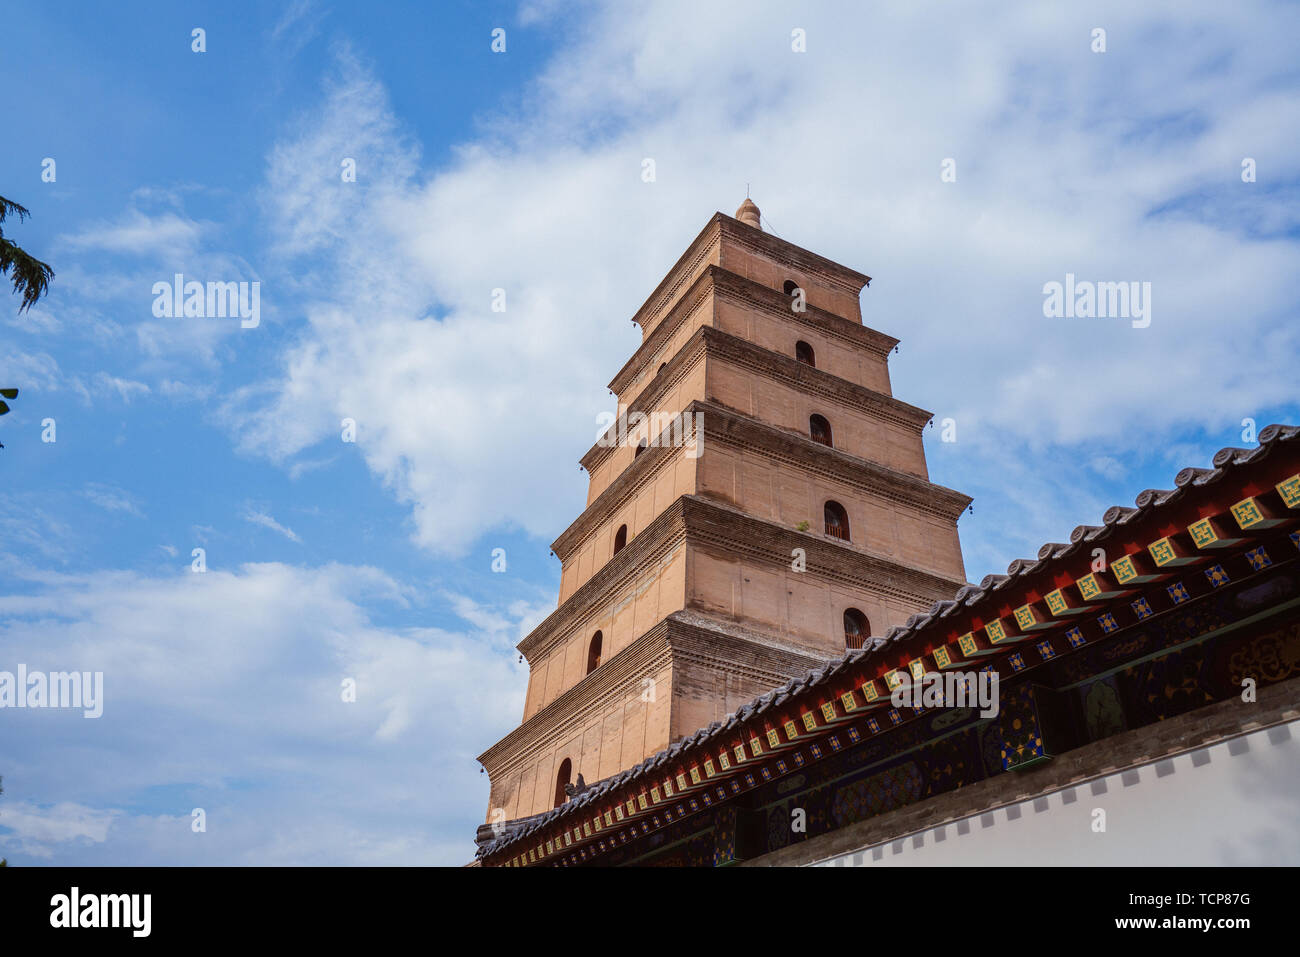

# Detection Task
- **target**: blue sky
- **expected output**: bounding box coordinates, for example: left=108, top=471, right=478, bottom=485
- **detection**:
left=1, top=0, right=1298, bottom=864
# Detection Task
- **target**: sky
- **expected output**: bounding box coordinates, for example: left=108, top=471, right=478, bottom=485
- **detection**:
left=1, top=0, right=1297, bottom=865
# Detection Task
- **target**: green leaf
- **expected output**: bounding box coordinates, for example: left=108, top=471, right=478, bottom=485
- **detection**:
left=0, top=388, right=17, bottom=399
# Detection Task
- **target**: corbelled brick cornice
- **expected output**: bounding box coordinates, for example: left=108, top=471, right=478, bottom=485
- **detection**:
left=665, top=612, right=833, bottom=686
left=522, top=492, right=966, bottom=666
left=630, top=213, right=871, bottom=341
left=610, top=263, right=896, bottom=398
left=521, top=498, right=692, bottom=661
left=478, top=621, right=674, bottom=774
left=681, top=494, right=967, bottom=605
left=584, top=330, right=710, bottom=473
left=584, top=323, right=931, bottom=476
left=557, top=411, right=697, bottom=562
left=705, top=326, right=930, bottom=427
left=709, top=264, right=895, bottom=354
left=699, top=400, right=968, bottom=517
left=718, top=213, right=871, bottom=294
left=555, top=398, right=969, bottom=563
left=478, top=612, right=828, bottom=775
left=629, top=219, right=721, bottom=341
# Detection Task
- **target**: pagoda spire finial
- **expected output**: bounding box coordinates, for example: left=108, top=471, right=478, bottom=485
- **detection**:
left=735, top=197, right=761, bottom=230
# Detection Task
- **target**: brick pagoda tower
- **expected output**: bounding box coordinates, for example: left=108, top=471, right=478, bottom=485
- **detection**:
left=478, top=200, right=971, bottom=826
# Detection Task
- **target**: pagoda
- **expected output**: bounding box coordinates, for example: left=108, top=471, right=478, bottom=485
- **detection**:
left=477, top=200, right=971, bottom=826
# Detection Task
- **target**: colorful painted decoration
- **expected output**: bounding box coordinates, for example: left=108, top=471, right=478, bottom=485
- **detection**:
left=1231, top=497, right=1265, bottom=529
left=1111, top=556, right=1138, bottom=584
left=1148, top=537, right=1178, bottom=566
left=1278, top=474, right=1300, bottom=509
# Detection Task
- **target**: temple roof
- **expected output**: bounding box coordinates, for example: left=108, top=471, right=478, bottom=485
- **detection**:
left=476, top=423, right=1300, bottom=863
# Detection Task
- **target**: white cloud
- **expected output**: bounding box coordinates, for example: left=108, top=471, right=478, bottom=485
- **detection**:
left=0, top=494, right=80, bottom=563
left=80, top=483, right=144, bottom=517
left=0, top=562, right=529, bottom=864
left=0, top=355, right=153, bottom=407
left=0, top=802, right=119, bottom=859
left=63, top=210, right=206, bottom=258
left=72, top=372, right=151, bottom=404
left=35, top=204, right=265, bottom=379
left=270, top=0, right=325, bottom=59
left=1088, top=456, right=1125, bottom=480
left=224, top=3, right=1299, bottom=564
left=242, top=505, right=303, bottom=544
left=0, top=350, right=62, bottom=392
left=158, top=378, right=214, bottom=401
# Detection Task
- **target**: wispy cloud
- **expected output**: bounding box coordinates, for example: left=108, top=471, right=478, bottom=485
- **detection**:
left=271, top=0, right=326, bottom=58
left=0, top=802, right=120, bottom=860
left=72, top=372, right=151, bottom=404
left=63, top=209, right=205, bottom=258
left=80, top=483, right=144, bottom=517
left=242, top=505, right=303, bottom=544
left=1089, top=456, right=1126, bottom=480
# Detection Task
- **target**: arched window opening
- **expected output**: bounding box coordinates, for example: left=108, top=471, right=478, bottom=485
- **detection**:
left=795, top=340, right=815, bottom=367
left=658, top=362, right=668, bottom=374
left=587, top=631, right=603, bottom=674
left=613, top=524, right=628, bottom=554
left=554, top=758, right=572, bottom=808
left=824, top=501, right=850, bottom=541
left=809, top=414, right=832, bottom=447
left=635, top=438, right=648, bottom=458
left=783, top=279, right=800, bottom=296
left=844, top=608, right=869, bottom=650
